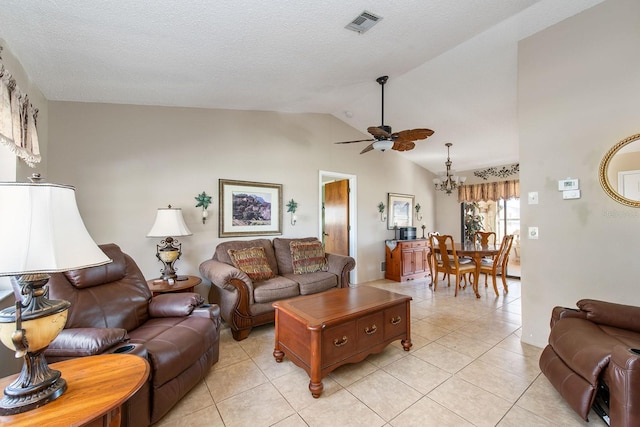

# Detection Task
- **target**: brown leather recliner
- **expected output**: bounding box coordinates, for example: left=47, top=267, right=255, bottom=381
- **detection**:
left=539, top=299, right=640, bottom=426
left=26, top=243, right=221, bottom=426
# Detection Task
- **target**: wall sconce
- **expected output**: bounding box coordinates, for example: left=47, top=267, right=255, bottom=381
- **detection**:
left=377, top=202, right=386, bottom=222
left=195, top=191, right=212, bottom=224
left=415, top=203, right=423, bottom=221
left=286, top=199, right=298, bottom=226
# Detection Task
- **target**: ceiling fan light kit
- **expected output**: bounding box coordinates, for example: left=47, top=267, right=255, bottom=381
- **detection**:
left=434, top=143, right=466, bottom=195
left=372, top=140, right=394, bottom=152
left=334, top=76, right=434, bottom=155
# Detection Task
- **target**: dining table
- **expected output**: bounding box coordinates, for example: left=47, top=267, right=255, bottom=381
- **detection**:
left=434, top=241, right=500, bottom=298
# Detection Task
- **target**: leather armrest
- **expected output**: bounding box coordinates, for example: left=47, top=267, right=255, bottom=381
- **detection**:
left=191, top=304, right=222, bottom=329
left=148, top=292, right=205, bottom=317
left=576, top=299, right=640, bottom=332
left=325, top=253, right=356, bottom=287
left=550, top=306, right=586, bottom=328
left=199, top=259, right=255, bottom=301
left=46, top=327, right=129, bottom=358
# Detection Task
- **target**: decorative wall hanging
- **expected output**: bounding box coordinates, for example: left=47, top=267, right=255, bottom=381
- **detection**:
left=377, top=202, right=386, bottom=222
left=473, top=163, right=519, bottom=180
left=415, top=203, right=422, bottom=221
left=0, top=46, right=41, bottom=167
left=286, top=199, right=298, bottom=226
left=219, top=179, right=282, bottom=237
left=195, top=191, right=212, bottom=224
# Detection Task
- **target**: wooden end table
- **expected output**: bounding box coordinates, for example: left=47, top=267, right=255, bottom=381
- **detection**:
left=273, top=286, right=412, bottom=398
left=0, top=354, right=149, bottom=427
left=147, top=275, right=201, bottom=296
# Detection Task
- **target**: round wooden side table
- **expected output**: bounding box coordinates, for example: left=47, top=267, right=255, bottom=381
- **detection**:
left=146, top=275, right=202, bottom=296
left=0, top=353, right=149, bottom=427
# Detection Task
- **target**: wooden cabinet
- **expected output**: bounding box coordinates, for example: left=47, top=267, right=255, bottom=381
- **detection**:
left=385, top=239, right=431, bottom=282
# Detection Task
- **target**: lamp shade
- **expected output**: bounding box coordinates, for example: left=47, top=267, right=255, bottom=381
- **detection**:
left=0, top=181, right=112, bottom=276
left=147, top=206, right=192, bottom=237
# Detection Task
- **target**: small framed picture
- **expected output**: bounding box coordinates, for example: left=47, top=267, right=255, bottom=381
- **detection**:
left=387, top=193, right=414, bottom=230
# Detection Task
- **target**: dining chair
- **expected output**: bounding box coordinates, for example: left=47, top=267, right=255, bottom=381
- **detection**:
left=474, top=231, right=496, bottom=246
left=427, top=232, right=441, bottom=282
left=432, top=234, right=476, bottom=297
left=479, top=234, right=514, bottom=295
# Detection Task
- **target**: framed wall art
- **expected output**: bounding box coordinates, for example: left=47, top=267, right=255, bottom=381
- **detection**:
left=219, top=179, right=283, bottom=237
left=387, top=192, right=414, bottom=230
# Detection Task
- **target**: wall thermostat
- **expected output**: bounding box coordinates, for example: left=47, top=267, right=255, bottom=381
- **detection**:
left=558, top=178, right=579, bottom=191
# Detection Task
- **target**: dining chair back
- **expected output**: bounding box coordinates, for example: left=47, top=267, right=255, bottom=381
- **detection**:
left=432, top=234, right=476, bottom=297
left=479, top=234, right=514, bottom=295
left=427, top=232, right=440, bottom=281
left=474, top=231, right=497, bottom=246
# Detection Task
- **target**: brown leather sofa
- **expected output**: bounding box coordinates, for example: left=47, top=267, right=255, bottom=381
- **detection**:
left=539, top=299, right=640, bottom=426
left=31, top=243, right=221, bottom=426
left=200, top=237, right=355, bottom=341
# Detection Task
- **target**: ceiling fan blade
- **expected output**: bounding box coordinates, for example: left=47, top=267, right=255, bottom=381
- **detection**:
left=392, top=128, right=435, bottom=143
left=334, top=138, right=375, bottom=144
left=367, top=126, right=391, bottom=139
left=360, top=143, right=375, bottom=154
left=392, top=140, right=416, bottom=152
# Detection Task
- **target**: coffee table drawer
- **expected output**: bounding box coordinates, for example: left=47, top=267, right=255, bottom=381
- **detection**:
left=356, top=311, right=385, bottom=350
left=384, top=304, right=408, bottom=340
left=322, top=321, right=357, bottom=367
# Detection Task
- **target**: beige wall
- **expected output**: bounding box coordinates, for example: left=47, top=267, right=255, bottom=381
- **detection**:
left=47, top=102, right=437, bottom=289
left=519, top=0, right=640, bottom=348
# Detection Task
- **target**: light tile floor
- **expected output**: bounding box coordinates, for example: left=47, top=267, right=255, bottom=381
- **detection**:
left=153, top=278, right=608, bottom=427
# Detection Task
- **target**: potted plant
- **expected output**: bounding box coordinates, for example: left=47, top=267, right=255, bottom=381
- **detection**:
left=463, top=202, right=484, bottom=244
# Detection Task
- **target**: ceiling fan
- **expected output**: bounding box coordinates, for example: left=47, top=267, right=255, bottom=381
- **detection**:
left=335, top=75, right=434, bottom=154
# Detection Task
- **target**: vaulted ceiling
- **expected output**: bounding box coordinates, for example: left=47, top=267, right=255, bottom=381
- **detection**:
left=0, top=0, right=604, bottom=172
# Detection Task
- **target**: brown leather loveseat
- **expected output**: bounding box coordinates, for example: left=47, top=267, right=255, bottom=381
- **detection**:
left=200, top=237, right=355, bottom=341
left=539, top=299, right=640, bottom=426
left=34, top=243, right=221, bottom=426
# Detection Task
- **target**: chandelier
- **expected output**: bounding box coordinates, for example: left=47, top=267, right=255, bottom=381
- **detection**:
left=433, top=143, right=466, bottom=195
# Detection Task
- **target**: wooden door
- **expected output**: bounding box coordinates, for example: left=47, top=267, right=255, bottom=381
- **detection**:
left=324, top=180, right=349, bottom=256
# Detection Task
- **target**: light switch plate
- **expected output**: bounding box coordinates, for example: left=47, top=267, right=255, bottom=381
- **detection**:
left=528, top=192, right=539, bottom=204
left=528, top=226, right=539, bottom=239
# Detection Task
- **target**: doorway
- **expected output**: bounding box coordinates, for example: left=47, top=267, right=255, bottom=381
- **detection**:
left=461, top=199, right=521, bottom=278
left=319, top=171, right=357, bottom=284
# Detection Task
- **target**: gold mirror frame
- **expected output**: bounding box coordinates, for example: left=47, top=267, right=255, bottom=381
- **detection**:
left=599, top=133, right=640, bottom=207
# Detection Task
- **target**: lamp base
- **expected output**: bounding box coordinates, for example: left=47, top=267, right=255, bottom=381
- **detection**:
left=0, top=350, right=67, bottom=415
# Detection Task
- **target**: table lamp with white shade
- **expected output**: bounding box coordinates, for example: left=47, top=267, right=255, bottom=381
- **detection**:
left=0, top=174, right=112, bottom=414
left=147, top=205, right=192, bottom=282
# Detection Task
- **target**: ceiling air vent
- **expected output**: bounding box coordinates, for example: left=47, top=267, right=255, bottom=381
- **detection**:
left=345, top=11, right=382, bottom=34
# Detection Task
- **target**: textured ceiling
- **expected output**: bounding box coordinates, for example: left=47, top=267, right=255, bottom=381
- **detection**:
left=0, top=0, right=604, bottom=172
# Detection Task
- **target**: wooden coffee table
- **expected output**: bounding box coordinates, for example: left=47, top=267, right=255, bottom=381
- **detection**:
left=273, top=286, right=412, bottom=397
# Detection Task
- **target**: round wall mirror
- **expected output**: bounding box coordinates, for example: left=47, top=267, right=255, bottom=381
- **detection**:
left=599, top=133, right=640, bottom=207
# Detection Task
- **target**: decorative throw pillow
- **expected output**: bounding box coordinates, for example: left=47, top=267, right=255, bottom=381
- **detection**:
left=227, top=246, right=275, bottom=282
left=290, top=240, right=329, bottom=274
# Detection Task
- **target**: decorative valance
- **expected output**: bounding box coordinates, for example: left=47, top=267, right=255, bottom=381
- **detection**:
left=458, top=179, right=519, bottom=202
left=0, top=46, right=41, bottom=167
